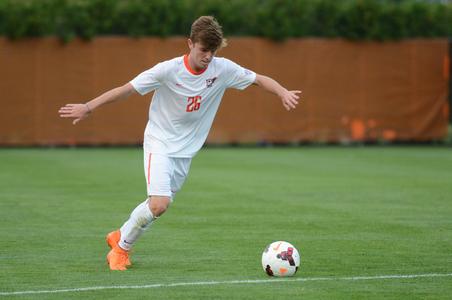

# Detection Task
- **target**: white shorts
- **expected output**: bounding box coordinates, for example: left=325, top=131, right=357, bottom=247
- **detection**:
left=143, top=150, right=192, bottom=200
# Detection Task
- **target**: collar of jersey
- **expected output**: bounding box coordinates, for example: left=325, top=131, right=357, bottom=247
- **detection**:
left=184, top=54, right=208, bottom=76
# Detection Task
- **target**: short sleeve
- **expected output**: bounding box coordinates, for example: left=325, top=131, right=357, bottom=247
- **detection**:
left=224, top=59, right=256, bottom=90
left=130, top=62, right=168, bottom=95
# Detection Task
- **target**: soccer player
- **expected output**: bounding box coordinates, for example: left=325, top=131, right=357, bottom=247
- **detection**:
left=59, top=16, right=301, bottom=271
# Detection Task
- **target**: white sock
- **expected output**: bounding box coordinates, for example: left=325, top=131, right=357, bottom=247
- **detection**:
left=119, top=199, right=154, bottom=251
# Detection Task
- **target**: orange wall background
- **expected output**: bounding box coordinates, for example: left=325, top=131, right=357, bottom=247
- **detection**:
left=0, top=37, right=449, bottom=145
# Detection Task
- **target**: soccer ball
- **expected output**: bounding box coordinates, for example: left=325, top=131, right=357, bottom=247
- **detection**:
left=261, top=241, right=300, bottom=277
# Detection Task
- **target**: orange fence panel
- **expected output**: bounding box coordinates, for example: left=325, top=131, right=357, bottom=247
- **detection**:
left=0, top=37, right=448, bottom=145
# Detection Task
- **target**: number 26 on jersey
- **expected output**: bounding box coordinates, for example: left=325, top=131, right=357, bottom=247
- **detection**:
left=186, top=96, right=201, bottom=112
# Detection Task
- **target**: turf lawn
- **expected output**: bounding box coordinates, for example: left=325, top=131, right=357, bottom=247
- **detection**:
left=0, top=147, right=451, bottom=299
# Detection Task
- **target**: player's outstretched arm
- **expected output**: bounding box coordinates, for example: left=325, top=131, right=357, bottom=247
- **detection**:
left=253, top=74, right=301, bottom=111
left=58, top=83, right=137, bottom=125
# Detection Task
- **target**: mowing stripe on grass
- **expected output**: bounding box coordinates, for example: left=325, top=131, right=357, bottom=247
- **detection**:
left=1, top=273, right=451, bottom=296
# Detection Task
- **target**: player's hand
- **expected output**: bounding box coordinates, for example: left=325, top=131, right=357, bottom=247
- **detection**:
left=58, top=103, right=91, bottom=125
left=280, top=90, right=301, bottom=111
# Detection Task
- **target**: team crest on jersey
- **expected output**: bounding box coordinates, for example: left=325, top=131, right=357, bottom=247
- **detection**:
left=206, top=77, right=217, bottom=88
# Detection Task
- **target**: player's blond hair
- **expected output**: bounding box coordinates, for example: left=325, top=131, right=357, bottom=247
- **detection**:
left=190, top=16, right=227, bottom=51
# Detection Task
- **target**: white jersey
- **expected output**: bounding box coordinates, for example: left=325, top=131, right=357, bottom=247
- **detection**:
left=130, top=55, right=256, bottom=157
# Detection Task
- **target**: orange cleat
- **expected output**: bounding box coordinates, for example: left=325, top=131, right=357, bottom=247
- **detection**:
left=107, top=247, right=130, bottom=271
left=106, top=230, right=131, bottom=269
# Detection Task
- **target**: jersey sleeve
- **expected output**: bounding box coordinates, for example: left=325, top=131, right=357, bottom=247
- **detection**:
left=224, top=59, right=256, bottom=90
left=129, top=61, right=168, bottom=95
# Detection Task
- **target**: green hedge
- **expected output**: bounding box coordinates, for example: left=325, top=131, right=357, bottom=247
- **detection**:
left=0, top=0, right=450, bottom=42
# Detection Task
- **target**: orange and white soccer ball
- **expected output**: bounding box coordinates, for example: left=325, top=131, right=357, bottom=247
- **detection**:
left=261, top=241, right=300, bottom=277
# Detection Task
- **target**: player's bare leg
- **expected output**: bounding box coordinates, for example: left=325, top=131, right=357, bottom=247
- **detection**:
left=148, top=196, right=171, bottom=218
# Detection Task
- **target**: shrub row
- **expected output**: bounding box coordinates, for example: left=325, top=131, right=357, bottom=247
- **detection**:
left=0, top=0, right=450, bottom=42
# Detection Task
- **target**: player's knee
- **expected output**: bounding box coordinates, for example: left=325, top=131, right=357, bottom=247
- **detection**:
left=148, top=196, right=170, bottom=217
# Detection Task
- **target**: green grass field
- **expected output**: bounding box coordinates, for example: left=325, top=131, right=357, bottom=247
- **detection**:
left=0, top=147, right=451, bottom=299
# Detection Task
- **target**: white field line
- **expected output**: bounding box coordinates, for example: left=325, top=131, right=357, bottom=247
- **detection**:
left=1, top=273, right=451, bottom=296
